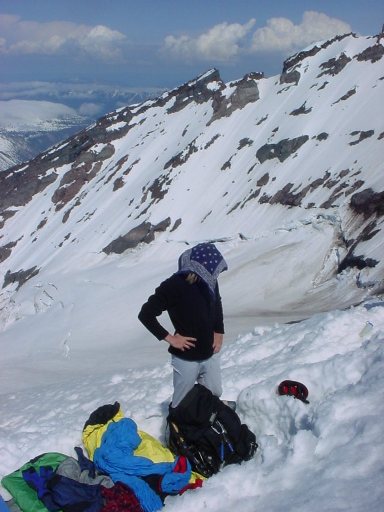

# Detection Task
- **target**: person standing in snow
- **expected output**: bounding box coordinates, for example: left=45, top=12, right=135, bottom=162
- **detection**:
left=138, top=242, right=227, bottom=408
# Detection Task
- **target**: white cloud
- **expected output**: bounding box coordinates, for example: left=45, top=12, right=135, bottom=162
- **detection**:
left=162, top=11, right=351, bottom=63
left=78, top=102, right=103, bottom=117
left=163, top=19, right=256, bottom=62
left=0, top=14, right=127, bottom=60
left=251, top=11, right=351, bottom=53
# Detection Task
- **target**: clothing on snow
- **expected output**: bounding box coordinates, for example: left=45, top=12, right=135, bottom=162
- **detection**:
left=1, top=452, right=68, bottom=512
left=93, top=418, right=192, bottom=512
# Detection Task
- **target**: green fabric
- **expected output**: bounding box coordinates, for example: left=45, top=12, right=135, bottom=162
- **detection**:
left=1, top=452, right=68, bottom=512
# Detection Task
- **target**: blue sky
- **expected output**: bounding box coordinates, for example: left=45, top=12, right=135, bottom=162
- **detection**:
left=0, top=0, right=383, bottom=89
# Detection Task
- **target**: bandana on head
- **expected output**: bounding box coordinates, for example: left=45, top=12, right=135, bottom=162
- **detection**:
left=177, top=242, right=228, bottom=295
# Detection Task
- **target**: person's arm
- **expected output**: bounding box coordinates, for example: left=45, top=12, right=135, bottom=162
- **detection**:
left=213, top=283, right=224, bottom=353
left=138, top=278, right=173, bottom=340
left=138, top=277, right=196, bottom=351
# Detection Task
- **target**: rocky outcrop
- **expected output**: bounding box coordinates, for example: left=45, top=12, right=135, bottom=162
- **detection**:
left=256, top=135, right=309, bottom=163
left=102, top=218, right=171, bottom=254
left=350, top=188, right=384, bottom=217
left=280, top=69, right=301, bottom=85
left=167, top=69, right=224, bottom=114
left=164, top=138, right=199, bottom=170
left=0, top=241, right=18, bottom=263
left=3, top=266, right=40, bottom=290
left=51, top=161, right=103, bottom=211
left=355, top=44, right=384, bottom=63
left=208, top=73, right=261, bottom=124
left=290, top=103, right=312, bottom=115
left=349, top=130, right=375, bottom=146
left=318, top=53, right=351, bottom=77
left=280, top=33, right=353, bottom=79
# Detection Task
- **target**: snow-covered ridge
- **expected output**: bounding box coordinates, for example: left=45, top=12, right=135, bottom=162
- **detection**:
left=0, top=32, right=383, bottom=323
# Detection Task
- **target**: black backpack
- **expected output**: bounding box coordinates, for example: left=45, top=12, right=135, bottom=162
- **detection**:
left=166, top=384, right=257, bottom=478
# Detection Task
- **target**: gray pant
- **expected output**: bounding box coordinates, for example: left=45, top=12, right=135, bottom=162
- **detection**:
left=171, top=353, right=222, bottom=408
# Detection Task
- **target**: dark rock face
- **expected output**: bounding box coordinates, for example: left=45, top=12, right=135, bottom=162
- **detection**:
left=52, top=160, right=104, bottom=211
left=0, top=165, right=58, bottom=212
left=166, top=69, right=224, bottom=114
left=318, top=53, right=351, bottom=77
left=102, top=218, right=171, bottom=254
left=280, top=69, right=301, bottom=86
left=349, top=130, right=375, bottom=146
left=0, top=109, right=125, bottom=222
left=290, top=103, right=312, bottom=116
left=0, top=241, right=18, bottom=263
left=350, top=188, right=384, bottom=217
left=281, top=33, right=352, bottom=75
left=334, top=88, right=356, bottom=103
left=355, top=44, right=384, bottom=63
left=3, top=266, right=40, bottom=290
left=208, top=73, right=260, bottom=124
left=338, top=254, right=378, bottom=273
left=238, top=138, right=253, bottom=150
left=256, top=135, right=309, bottom=163
left=164, top=139, right=198, bottom=170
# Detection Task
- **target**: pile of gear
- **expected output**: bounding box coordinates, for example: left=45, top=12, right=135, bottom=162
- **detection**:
left=1, top=385, right=258, bottom=512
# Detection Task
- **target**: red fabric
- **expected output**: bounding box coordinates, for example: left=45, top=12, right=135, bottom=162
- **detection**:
left=179, top=478, right=204, bottom=495
left=101, top=482, right=143, bottom=512
left=173, top=455, right=188, bottom=473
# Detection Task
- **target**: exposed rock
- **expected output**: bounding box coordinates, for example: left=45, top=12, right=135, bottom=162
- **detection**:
left=170, top=218, right=182, bottom=232
left=240, top=189, right=261, bottom=208
left=0, top=111, right=125, bottom=222
left=256, top=173, right=270, bottom=187
left=281, top=33, right=353, bottom=73
left=282, top=48, right=321, bottom=74
left=221, top=159, right=232, bottom=171
left=113, top=177, right=125, bottom=191
left=318, top=53, right=351, bottom=77
left=167, top=69, right=224, bottom=114
left=75, top=143, right=115, bottom=165
left=52, top=161, right=102, bottom=211
left=318, top=81, right=329, bottom=90
left=0, top=209, right=17, bottom=230
left=164, top=139, right=198, bottom=169
left=3, top=266, right=40, bottom=290
left=238, top=138, right=253, bottom=150
left=280, top=69, right=301, bottom=86
left=256, top=115, right=268, bottom=125
left=334, top=88, right=356, bottom=103
left=349, top=130, right=375, bottom=145
left=290, top=102, right=312, bottom=115
left=338, top=254, right=378, bottom=273
left=355, top=44, right=384, bottom=63
left=256, top=135, right=309, bottom=163
left=208, top=73, right=260, bottom=124
left=316, top=132, right=329, bottom=141
left=350, top=188, right=384, bottom=217
left=0, top=241, right=17, bottom=263
left=58, top=233, right=71, bottom=247
left=0, top=166, right=58, bottom=212
left=204, top=134, right=221, bottom=149
left=102, top=218, right=171, bottom=254
left=34, top=219, right=47, bottom=232
left=269, top=183, right=304, bottom=207
left=103, top=155, right=129, bottom=185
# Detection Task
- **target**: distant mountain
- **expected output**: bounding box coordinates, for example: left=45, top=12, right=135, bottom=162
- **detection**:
left=0, top=32, right=383, bottom=327
left=0, top=86, right=165, bottom=171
